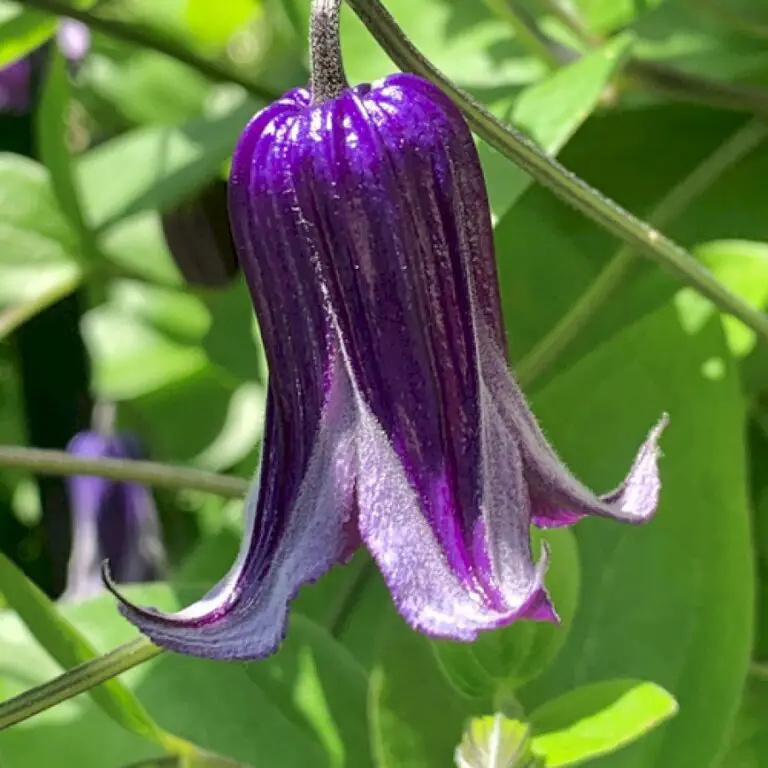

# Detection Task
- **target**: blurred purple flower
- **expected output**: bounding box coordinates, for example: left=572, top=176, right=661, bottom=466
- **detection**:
left=62, top=431, right=166, bottom=603
left=55, top=20, right=91, bottom=63
left=0, top=58, right=32, bottom=115
left=0, top=19, right=90, bottom=116
left=108, top=73, right=665, bottom=660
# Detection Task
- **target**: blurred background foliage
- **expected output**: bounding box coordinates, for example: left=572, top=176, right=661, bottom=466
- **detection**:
left=0, top=0, right=767, bottom=766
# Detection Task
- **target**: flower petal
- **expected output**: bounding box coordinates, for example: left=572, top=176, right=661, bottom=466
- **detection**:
left=482, top=341, right=667, bottom=526
left=281, top=74, right=553, bottom=636
left=355, top=390, right=550, bottom=640
left=107, top=368, right=359, bottom=660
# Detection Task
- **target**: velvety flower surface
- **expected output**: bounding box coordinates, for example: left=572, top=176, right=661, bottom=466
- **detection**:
left=63, top=431, right=166, bottom=602
left=109, top=73, right=665, bottom=659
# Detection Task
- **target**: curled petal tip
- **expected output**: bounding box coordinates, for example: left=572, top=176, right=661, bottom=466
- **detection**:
left=519, top=543, right=559, bottom=624
left=609, top=412, right=668, bottom=525
left=529, top=412, right=668, bottom=529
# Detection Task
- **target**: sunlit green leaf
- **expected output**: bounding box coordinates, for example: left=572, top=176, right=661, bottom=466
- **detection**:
left=456, top=715, right=535, bottom=768
left=77, top=97, right=258, bottom=231
left=675, top=239, right=768, bottom=357
left=0, top=153, right=81, bottom=338
left=483, top=33, right=634, bottom=219
left=185, top=0, right=261, bottom=47
left=529, top=680, right=678, bottom=766
left=0, top=552, right=172, bottom=747
left=0, top=1, right=55, bottom=69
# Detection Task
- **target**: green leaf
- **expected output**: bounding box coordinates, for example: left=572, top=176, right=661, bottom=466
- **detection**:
left=529, top=680, right=678, bottom=766
left=87, top=51, right=212, bottom=128
left=98, top=211, right=183, bottom=286
left=83, top=299, right=208, bottom=400
left=494, top=104, right=766, bottom=380
left=0, top=552, right=175, bottom=749
left=720, top=676, right=768, bottom=766
left=185, top=0, right=261, bottom=47
left=482, top=33, right=634, bottom=220
left=633, top=2, right=768, bottom=84
left=337, top=0, right=544, bottom=88
left=293, top=554, right=394, bottom=671
left=489, top=105, right=758, bottom=765
left=518, top=305, right=753, bottom=766
left=77, top=96, right=258, bottom=231
left=456, top=715, right=535, bottom=768
left=0, top=0, right=101, bottom=68
left=370, top=609, right=484, bottom=768
left=569, top=0, right=665, bottom=35
left=124, top=369, right=263, bottom=470
left=675, top=239, right=768, bottom=357
left=0, top=1, right=55, bottom=68
left=0, top=585, right=372, bottom=767
left=432, top=527, right=580, bottom=699
left=0, top=152, right=81, bottom=338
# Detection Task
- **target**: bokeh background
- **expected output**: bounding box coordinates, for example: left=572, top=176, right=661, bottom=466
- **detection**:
left=1, top=0, right=768, bottom=766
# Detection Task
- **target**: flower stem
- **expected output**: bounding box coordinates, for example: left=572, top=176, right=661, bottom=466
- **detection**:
left=346, top=0, right=768, bottom=348
left=517, top=118, right=768, bottom=387
left=0, top=445, right=248, bottom=498
left=19, top=0, right=280, bottom=101
left=0, top=637, right=162, bottom=730
left=310, top=0, right=349, bottom=104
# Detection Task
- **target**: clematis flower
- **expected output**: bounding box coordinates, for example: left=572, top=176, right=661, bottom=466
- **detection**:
left=62, top=431, right=166, bottom=603
left=0, top=19, right=90, bottom=115
left=108, top=6, right=665, bottom=660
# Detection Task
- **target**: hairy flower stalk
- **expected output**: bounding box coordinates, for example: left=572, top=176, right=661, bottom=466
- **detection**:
left=108, top=0, right=665, bottom=659
left=63, top=431, right=166, bottom=602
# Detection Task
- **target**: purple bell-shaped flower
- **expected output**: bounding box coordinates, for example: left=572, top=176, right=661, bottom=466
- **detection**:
left=63, top=431, right=166, bottom=603
left=108, top=0, right=665, bottom=659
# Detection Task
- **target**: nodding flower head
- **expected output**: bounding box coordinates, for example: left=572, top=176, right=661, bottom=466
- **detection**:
left=107, top=0, right=666, bottom=660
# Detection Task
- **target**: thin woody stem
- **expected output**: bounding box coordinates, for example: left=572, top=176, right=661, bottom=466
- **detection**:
left=0, top=445, right=248, bottom=498
left=0, top=637, right=162, bottom=730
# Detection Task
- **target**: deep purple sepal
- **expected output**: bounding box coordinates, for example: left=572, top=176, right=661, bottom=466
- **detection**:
left=108, top=74, right=666, bottom=660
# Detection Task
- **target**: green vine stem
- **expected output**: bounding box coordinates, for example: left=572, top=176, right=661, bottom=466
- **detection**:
left=345, top=0, right=768, bottom=347
left=516, top=118, right=768, bottom=387
left=0, top=637, right=163, bottom=730
left=0, top=446, right=248, bottom=498
left=20, top=0, right=280, bottom=101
